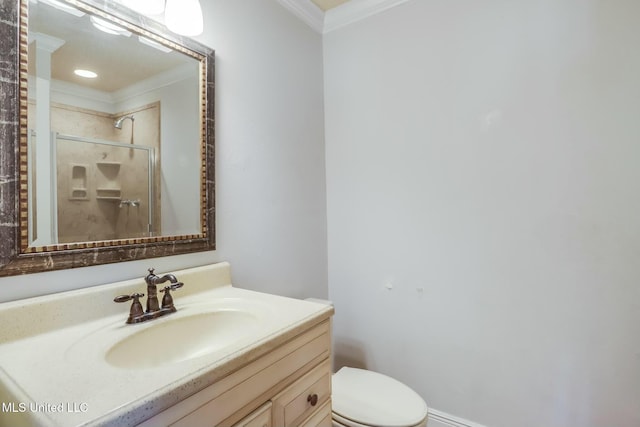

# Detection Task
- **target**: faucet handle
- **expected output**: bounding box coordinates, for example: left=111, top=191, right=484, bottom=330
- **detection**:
left=114, top=293, right=145, bottom=303
left=114, top=293, right=145, bottom=323
left=159, top=283, right=183, bottom=310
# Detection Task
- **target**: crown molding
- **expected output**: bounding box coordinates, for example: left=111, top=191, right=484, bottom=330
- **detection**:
left=111, top=62, right=195, bottom=104
left=50, top=79, right=118, bottom=114
left=42, top=63, right=195, bottom=114
left=276, top=0, right=411, bottom=34
left=324, top=0, right=412, bottom=33
left=275, top=0, right=325, bottom=33
left=29, top=32, right=65, bottom=53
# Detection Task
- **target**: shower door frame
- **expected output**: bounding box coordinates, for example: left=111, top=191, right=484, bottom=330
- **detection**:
left=51, top=133, right=156, bottom=244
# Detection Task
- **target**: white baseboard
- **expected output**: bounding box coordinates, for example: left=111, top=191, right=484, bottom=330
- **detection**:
left=428, top=409, right=487, bottom=427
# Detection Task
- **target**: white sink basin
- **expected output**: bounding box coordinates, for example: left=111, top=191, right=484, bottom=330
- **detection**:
left=106, top=309, right=261, bottom=369
left=63, top=297, right=274, bottom=371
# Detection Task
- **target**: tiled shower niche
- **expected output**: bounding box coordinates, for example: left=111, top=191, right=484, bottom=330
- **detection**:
left=69, top=164, right=89, bottom=200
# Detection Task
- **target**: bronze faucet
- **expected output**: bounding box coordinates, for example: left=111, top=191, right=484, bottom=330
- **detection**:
left=114, top=268, right=184, bottom=324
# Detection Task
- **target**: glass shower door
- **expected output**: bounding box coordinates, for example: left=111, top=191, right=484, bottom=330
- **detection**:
left=53, top=134, right=155, bottom=244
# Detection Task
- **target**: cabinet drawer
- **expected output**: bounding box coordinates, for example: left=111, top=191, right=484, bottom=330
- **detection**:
left=232, top=402, right=271, bottom=427
left=299, top=399, right=331, bottom=427
left=272, top=359, right=331, bottom=427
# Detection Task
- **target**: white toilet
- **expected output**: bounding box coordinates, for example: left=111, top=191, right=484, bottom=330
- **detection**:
left=304, top=299, right=429, bottom=427
left=331, top=366, right=428, bottom=427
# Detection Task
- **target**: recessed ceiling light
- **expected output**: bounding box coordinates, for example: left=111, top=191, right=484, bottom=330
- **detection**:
left=74, top=69, right=98, bottom=79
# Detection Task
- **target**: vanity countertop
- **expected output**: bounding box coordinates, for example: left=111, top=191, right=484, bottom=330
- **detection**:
left=0, top=262, right=333, bottom=427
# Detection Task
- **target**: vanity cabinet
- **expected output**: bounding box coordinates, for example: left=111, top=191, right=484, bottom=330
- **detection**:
left=271, top=359, right=331, bottom=427
left=232, top=402, right=271, bottom=427
left=298, top=400, right=332, bottom=427
left=138, top=319, right=332, bottom=427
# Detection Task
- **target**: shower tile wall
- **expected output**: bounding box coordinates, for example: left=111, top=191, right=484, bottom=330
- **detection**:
left=28, top=101, right=161, bottom=243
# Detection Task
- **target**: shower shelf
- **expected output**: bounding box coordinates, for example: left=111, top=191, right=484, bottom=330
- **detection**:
left=96, top=188, right=122, bottom=201
left=96, top=161, right=121, bottom=202
left=96, top=161, right=121, bottom=167
left=70, top=188, right=88, bottom=200
left=69, top=164, right=89, bottom=200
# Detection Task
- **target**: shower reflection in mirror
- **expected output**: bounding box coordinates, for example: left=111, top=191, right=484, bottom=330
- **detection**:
left=28, top=131, right=157, bottom=245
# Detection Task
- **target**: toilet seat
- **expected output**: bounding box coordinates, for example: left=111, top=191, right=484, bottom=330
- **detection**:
left=332, top=411, right=385, bottom=427
left=332, top=367, right=428, bottom=427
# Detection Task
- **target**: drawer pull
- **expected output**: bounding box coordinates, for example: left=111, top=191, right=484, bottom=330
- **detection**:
left=307, top=393, right=318, bottom=406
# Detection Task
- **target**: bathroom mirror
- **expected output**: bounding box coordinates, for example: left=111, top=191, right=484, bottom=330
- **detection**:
left=0, top=0, right=215, bottom=276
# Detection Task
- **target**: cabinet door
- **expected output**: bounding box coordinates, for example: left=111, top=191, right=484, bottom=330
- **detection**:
left=299, top=399, right=331, bottom=427
left=232, top=402, right=272, bottom=427
left=271, top=360, right=331, bottom=427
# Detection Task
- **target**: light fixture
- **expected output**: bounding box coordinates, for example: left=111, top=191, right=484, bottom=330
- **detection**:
left=90, top=16, right=132, bottom=37
left=164, top=0, right=203, bottom=37
left=120, top=0, right=165, bottom=16
left=74, top=69, right=98, bottom=79
left=115, top=0, right=204, bottom=37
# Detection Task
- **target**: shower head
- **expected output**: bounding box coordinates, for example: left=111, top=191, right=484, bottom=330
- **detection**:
left=114, top=115, right=135, bottom=129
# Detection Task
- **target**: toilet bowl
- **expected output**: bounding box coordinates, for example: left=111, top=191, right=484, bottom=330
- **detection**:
left=331, top=367, right=428, bottom=427
left=303, top=299, right=428, bottom=427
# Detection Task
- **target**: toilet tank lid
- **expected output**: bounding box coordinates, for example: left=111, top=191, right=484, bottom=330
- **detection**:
left=332, top=367, right=428, bottom=427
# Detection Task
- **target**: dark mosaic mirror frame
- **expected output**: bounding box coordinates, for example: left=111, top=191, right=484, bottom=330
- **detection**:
left=0, top=0, right=215, bottom=276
